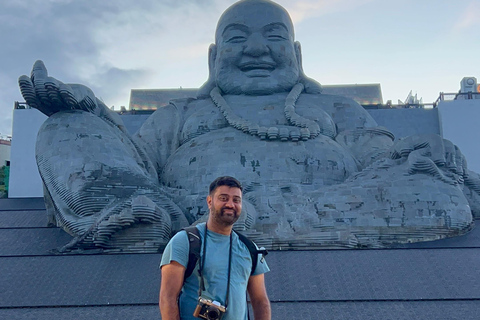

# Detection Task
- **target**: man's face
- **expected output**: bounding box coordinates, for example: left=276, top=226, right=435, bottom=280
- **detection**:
left=213, top=1, right=300, bottom=95
left=207, top=185, right=242, bottom=227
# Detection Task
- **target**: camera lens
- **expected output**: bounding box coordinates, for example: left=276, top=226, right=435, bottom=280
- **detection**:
left=206, top=308, right=220, bottom=320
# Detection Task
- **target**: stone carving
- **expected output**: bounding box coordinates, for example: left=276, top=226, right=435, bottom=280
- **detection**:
left=19, top=0, right=478, bottom=252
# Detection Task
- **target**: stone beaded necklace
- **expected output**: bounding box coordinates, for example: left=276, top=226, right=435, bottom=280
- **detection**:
left=210, top=83, right=322, bottom=142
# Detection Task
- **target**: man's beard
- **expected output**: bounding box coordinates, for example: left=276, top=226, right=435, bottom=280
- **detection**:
left=212, top=207, right=240, bottom=226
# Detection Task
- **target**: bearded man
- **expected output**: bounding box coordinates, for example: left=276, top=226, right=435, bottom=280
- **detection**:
left=160, top=176, right=270, bottom=320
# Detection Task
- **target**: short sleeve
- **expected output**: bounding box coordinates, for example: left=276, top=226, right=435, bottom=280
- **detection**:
left=160, top=230, right=189, bottom=269
left=252, top=243, right=270, bottom=276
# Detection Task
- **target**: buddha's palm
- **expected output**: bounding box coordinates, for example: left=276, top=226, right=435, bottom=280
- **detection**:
left=18, top=60, right=105, bottom=117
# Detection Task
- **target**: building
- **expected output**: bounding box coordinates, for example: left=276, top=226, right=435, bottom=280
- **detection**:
left=0, top=137, right=11, bottom=167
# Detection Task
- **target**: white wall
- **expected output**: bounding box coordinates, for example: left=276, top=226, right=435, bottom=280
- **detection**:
left=9, top=109, right=47, bottom=198
left=438, top=99, right=480, bottom=173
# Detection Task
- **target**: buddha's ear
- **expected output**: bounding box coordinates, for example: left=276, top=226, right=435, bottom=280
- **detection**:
left=197, top=44, right=217, bottom=98
left=208, top=43, right=217, bottom=74
left=294, top=41, right=304, bottom=74
left=295, top=41, right=322, bottom=94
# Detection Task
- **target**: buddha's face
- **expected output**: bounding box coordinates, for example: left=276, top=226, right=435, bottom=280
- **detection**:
left=213, top=0, right=301, bottom=95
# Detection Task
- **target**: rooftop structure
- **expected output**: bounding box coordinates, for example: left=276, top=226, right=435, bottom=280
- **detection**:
left=128, top=84, right=383, bottom=111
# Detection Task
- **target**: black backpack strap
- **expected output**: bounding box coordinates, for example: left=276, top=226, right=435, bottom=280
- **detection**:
left=182, top=227, right=268, bottom=281
left=235, top=231, right=268, bottom=276
left=183, top=226, right=201, bottom=282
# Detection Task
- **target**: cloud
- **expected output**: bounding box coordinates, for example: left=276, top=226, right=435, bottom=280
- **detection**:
left=88, top=67, right=154, bottom=109
left=453, top=0, right=480, bottom=31
left=278, top=0, right=374, bottom=24
left=0, top=0, right=226, bottom=135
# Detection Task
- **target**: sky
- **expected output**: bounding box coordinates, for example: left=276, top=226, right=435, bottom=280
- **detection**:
left=1, top=0, right=479, bottom=137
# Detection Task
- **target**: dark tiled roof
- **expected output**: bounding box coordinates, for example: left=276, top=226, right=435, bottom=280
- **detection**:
left=1, top=198, right=479, bottom=319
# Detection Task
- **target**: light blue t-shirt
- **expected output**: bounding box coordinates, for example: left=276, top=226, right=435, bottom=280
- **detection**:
left=160, top=223, right=269, bottom=320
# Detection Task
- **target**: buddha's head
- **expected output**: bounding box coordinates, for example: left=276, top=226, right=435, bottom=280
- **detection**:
left=198, top=0, right=321, bottom=97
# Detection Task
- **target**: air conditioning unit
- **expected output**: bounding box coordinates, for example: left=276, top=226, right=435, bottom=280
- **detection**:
left=460, top=77, right=478, bottom=93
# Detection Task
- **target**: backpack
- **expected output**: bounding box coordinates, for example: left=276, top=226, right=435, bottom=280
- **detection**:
left=183, top=226, right=268, bottom=281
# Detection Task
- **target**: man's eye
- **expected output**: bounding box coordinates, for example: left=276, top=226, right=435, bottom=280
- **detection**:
left=226, top=36, right=247, bottom=43
left=219, top=196, right=228, bottom=201
left=233, top=198, right=241, bottom=203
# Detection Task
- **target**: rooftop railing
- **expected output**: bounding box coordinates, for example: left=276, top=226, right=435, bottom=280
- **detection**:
left=14, top=91, right=480, bottom=113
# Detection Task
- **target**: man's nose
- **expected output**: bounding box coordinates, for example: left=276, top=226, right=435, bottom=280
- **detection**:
left=243, top=33, right=269, bottom=56
left=225, top=199, right=235, bottom=208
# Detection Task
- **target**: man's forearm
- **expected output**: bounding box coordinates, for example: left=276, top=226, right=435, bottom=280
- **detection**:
left=251, top=298, right=271, bottom=320
left=159, top=297, right=180, bottom=320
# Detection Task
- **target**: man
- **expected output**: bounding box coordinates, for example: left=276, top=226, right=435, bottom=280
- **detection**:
left=18, top=0, right=477, bottom=251
left=159, top=176, right=271, bottom=320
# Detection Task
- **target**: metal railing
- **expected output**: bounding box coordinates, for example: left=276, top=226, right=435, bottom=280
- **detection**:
left=434, top=92, right=480, bottom=105
left=14, top=101, right=30, bottom=109
left=15, top=91, right=480, bottom=113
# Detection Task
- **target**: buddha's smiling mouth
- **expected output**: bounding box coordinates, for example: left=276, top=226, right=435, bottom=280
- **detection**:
left=239, top=62, right=275, bottom=72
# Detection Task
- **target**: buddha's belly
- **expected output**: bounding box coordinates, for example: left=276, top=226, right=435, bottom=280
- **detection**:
left=161, top=127, right=358, bottom=195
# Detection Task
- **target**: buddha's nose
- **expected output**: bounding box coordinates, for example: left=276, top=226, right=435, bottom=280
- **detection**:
left=243, top=33, right=269, bottom=56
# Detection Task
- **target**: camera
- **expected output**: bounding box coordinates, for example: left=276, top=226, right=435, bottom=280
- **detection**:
left=193, top=297, right=226, bottom=320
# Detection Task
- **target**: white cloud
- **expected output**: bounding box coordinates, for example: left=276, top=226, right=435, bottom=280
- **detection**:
left=453, top=0, right=480, bottom=31
left=277, top=0, right=374, bottom=24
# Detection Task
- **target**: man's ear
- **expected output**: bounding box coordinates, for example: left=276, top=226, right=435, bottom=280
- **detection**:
left=206, top=195, right=213, bottom=209
left=197, top=44, right=217, bottom=98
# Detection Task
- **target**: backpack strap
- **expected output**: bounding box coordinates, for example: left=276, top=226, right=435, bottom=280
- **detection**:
left=182, top=226, right=268, bottom=281
left=183, top=226, right=201, bottom=282
left=235, top=231, right=268, bottom=276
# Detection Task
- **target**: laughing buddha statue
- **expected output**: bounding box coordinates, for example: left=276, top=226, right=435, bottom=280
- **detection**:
left=19, top=0, right=480, bottom=251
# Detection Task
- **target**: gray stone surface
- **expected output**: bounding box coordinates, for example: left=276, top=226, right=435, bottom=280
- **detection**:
left=368, top=108, right=440, bottom=139
left=0, top=210, right=47, bottom=228
left=0, top=197, right=45, bottom=211
left=2, top=249, right=480, bottom=307
left=0, top=229, right=72, bottom=256
left=0, top=306, right=160, bottom=320
left=1, top=198, right=480, bottom=319
left=2, top=301, right=480, bottom=320
left=270, top=301, right=480, bottom=320
left=17, top=0, right=479, bottom=252
left=0, top=253, right=161, bottom=308
left=120, top=114, right=152, bottom=135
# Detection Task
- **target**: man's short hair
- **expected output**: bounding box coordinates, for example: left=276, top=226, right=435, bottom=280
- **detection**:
left=209, top=176, right=243, bottom=195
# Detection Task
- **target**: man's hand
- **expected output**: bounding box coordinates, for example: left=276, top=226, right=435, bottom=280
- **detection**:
left=159, top=261, right=185, bottom=320
left=18, top=60, right=99, bottom=116
left=247, top=274, right=271, bottom=320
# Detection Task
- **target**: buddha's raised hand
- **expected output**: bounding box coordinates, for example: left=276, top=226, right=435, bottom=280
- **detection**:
left=19, top=60, right=101, bottom=117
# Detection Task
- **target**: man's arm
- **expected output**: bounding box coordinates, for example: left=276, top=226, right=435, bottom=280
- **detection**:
left=247, top=273, right=271, bottom=320
left=159, top=261, right=186, bottom=320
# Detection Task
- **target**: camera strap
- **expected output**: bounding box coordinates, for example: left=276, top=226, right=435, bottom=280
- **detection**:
left=198, top=223, right=233, bottom=310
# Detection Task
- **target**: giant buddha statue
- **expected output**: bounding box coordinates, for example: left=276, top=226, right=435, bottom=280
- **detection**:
left=19, top=0, right=479, bottom=252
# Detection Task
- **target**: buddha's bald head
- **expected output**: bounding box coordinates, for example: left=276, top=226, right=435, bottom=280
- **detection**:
left=215, top=0, right=295, bottom=45
left=208, top=0, right=301, bottom=95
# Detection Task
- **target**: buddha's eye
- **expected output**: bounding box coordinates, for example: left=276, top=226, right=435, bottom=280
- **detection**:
left=226, top=36, right=247, bottom=43
left=264, top=24, right=289, bottom=41
left=267, top=34, right=287, bottom=41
